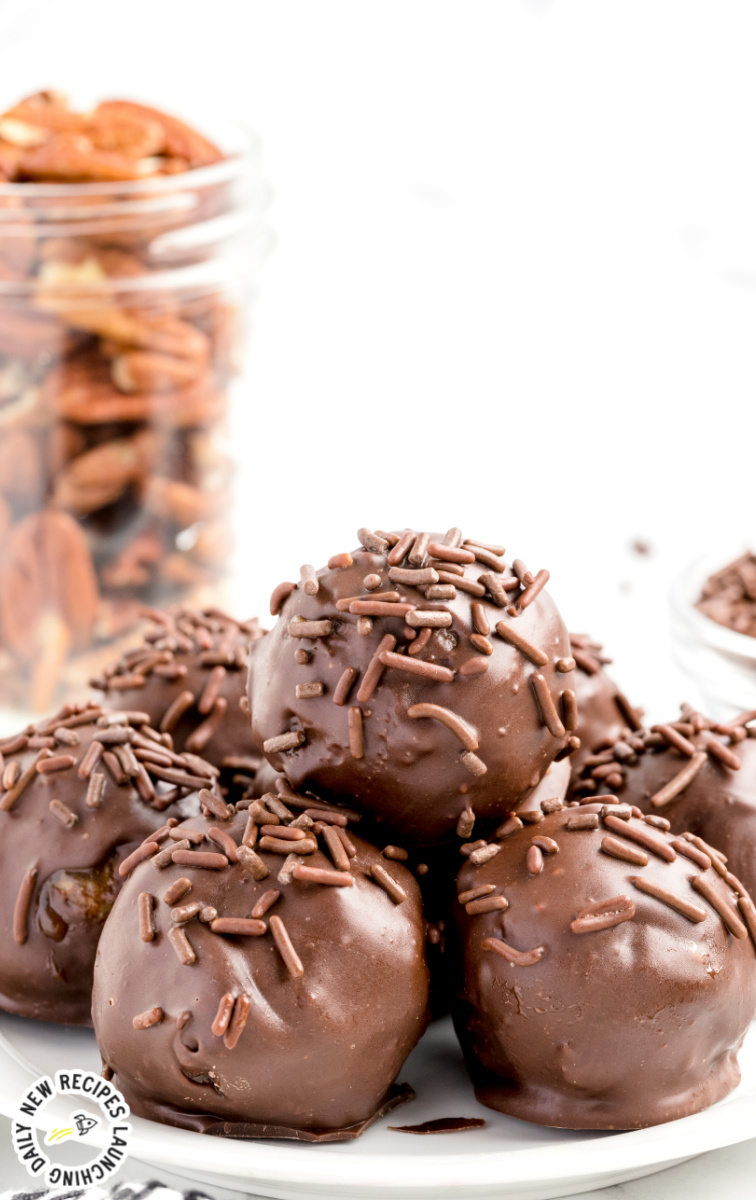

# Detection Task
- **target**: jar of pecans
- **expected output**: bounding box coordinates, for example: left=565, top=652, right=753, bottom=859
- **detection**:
left=0, top=92, right=271, bottom=715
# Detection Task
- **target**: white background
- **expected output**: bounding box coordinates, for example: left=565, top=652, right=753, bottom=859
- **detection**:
left=2, top=0, right=756, bottom=715
left=2, top=2, right=756, bottom=1196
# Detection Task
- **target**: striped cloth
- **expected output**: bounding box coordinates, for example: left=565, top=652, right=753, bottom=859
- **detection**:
left=1, top=1182, right=216, bottom=1200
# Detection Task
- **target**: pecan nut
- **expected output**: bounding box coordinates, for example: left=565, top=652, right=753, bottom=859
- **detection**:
left=111, top=349, right=206, bottom=392
left=86, top=110, right=166, bottom=160
left=17, top=132, right=158, bottom=183
left=52, top=430, right=155, bottom=515
left=144, top=476, right=226, bottom=528
left=2, top=91, right=84, bottom=135
left=94, top=100, right=223, bottom=169
left=50, top=361, right=223, bottom=428
left=0, top=509, right=99, bottom=658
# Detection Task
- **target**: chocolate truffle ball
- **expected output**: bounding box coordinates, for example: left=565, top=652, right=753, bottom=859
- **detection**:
left=93, top=608, right=266, bottom=793
left=249, top=527, right=575, bottom=844
left=0, top=701, right=204, bottom=1025
left=574, top=709, right=756, bottom=899
left=452, top=800, right=756, bottom=1129
left=567, top=633, right=642, bottom=780
left=92, top=793, right=430, bottom=1140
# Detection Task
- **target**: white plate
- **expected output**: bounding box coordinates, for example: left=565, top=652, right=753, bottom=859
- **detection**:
left=0, top=1011, right=754, bottom=1200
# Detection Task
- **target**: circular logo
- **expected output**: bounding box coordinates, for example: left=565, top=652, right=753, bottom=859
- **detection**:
left=11, top=1069, right=131, bottom=1187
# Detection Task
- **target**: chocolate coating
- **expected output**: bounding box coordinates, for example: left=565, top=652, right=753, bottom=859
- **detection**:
left=517, top=757, right=571, bottom=816
left=0, top=703, right=201, bottom=1025
left=576, top=711, right=756, bottom=899
left=94, top=608, right=266, bottom=792
left=249, top=530, right=574, bottom=844
left=568, top=633, right=642, bottom=781
left=452, top=804, right=756, bottom=1129
left=92, top=802, right=430, bottom=1138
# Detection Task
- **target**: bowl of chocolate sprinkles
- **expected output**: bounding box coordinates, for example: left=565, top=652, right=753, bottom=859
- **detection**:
left=671, top=546, right=756, bottom=719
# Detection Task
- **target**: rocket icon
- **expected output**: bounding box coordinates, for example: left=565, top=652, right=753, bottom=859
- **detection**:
left=46, top=1111, right=101, bottom=1144
left=73, top=1112, right=99, bottom=1136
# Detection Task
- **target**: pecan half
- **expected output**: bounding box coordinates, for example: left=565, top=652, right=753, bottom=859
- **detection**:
left=36, top=300, right=210, bottom=366
left=111, top=349, right=206, bottom=392
left=144, top=476, right=226, bottom=528
left=3, top=91, right=84, bottom=134
left=18, top=132, right=158, bottom=183
left=49, top=356, right=223, bottom=428
left=0, top=117, right=51, bottom=148
left=86, top=110, right=166, bottom=159
left=53, top=430, right=156, bottom=515
left=94, top=100, right=223, bottom=168
left=0, top=508, right=99, bottom=658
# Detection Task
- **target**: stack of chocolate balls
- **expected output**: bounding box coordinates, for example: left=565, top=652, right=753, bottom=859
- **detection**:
left=2, top=526, right=756, bottom=1142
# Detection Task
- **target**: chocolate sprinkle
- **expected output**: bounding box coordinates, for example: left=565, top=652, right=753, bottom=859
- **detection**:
left=263, top=731, right=306, bottom=754
left=167, top=925, right=196, bottom=965
left=348, top=707, right=365, bottom=759
left=629, top=875, right=707, bottom=923
left=601, top=835, right=648, bottom=866
left=603, top=815, right=677, bottom=862
left=407, top=703, right=478, bottom=751
left=571, top=895, right=636, bottom=934
left=369, top=863, right=407, bottom=904
left=13, top=864, right=38, bottom=945
left=133, top=1006, right=163, bottom=1030
left=691, top=875, right=748, bottom=939
left=211, top=992, right=235, bottom=1037
left=650, top=752, right=709, bottom=808
left=482, top=937, right=544, bottom=966
left=211, top=917, right=267, bottom=936
left=224, top=994, right=252, bottom=1049
left=138, top=891, right=156, bottom=941
left=494, top=621, right=549, bottom=666
left=293, top=864, right=354, bottom=887
left=465, top=894, right=508, bottom=915
left=164, top=878, right=192, bottom=905
left=269, top=914, right=304, bottom=977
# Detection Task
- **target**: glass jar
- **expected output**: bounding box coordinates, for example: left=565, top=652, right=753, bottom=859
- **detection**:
left=0, top=114, right=271, bottom=717
left=670, top=544, right=756, bottom=720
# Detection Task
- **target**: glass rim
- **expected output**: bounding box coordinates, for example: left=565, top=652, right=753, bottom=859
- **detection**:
left=0, top=116, right=272, bottom=297
left=0, top=118, right=262, bottom=201
left=0, top=223, right=275, bottom=299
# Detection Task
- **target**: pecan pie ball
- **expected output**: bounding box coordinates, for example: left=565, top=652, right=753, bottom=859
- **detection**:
left=573, top=708, right=756, bottom=899
left=94, top=607, right=266, bottom=794
left=248, top=528, right=575, bottom=845
left=451, top=800, right=756, bottom=1129
left=0, top=701, right=204, bottom=1025
left=92, top=792, right=430, bottom=1140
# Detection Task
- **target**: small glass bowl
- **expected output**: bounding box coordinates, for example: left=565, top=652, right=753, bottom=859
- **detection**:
left=670, top=545, right=756, bottom=720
